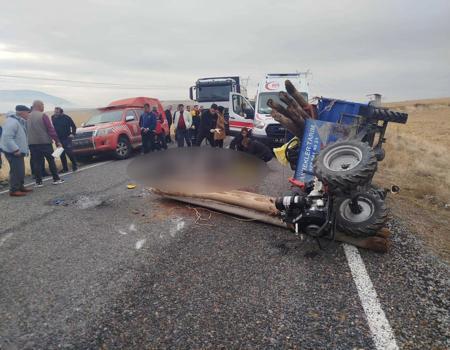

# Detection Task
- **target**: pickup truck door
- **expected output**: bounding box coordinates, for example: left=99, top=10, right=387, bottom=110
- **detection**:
left=228, top=92, right=255, bottom=135
left=124, top=110, right=140, bottom=145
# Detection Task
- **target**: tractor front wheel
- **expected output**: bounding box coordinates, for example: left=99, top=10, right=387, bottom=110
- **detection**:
left=335, top=190, right=388, bottom=237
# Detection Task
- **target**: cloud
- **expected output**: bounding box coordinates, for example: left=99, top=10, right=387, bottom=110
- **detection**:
left=0, top=0, right=449, bottom=106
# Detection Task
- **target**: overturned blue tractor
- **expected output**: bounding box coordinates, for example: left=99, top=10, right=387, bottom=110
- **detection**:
left=270, top=81, right=408, bottom=241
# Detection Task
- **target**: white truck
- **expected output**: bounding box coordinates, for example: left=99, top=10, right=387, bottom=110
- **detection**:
left=189, top=76, right=247, bottom=109
left=228, top=72, right=309, bottom=146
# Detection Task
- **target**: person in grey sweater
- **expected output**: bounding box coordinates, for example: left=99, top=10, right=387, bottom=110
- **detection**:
left=0, top=105, right=34, bottom=196
left=27, top=100, right=64, bottom=187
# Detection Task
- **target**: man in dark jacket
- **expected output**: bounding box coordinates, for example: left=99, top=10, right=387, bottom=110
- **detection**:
left=52, top=107, right=78, bottom=173
left=241, top=137, right=274, bottom=162
left=139, top=103, right=157, bottom=153
left=196, top=104, right=218, bottom=147
left=164, top=105, right=173, bottom=143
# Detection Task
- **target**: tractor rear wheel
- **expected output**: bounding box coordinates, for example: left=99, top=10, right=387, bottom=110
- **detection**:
left=313, top=140, right=377, bottom=191
left=335, top=190, right=388, bottom=237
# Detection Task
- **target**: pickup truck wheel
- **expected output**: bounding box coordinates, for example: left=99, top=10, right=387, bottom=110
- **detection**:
left=115, top=137, right=131, bottom=159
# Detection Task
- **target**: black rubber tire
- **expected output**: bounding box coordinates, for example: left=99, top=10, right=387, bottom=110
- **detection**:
left=313, top=140, right=377, bottom=191
left=114, top=136, right=131, bottom=160
left=373, top=108, right=408, bottom=124
left=335, top=190, right=388, bottom=237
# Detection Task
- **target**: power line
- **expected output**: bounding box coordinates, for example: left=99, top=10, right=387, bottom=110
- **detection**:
left=0, top=73, right=180, bottom=90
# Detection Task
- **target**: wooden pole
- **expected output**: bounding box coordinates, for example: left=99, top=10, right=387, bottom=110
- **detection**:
left=153, top=190, right=389, bottom=253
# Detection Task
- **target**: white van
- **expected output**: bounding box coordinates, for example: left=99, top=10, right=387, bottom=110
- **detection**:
left=252, top=73, right=309, bottom=146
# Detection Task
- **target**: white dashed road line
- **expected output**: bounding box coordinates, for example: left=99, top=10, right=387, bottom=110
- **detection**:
left=344, top=244, right=399, bottom=350
left=0, top=160, right=113, bottom=195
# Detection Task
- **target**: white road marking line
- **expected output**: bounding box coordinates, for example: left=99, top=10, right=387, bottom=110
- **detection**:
left=135, top=239, right=146, bottom=250
left=0, top=160, right=114, bottom=195
left=0, top=232, right=14, bottom=247
left=118, top=230, right=128, bottom=235
left=343, top=244, right=399, bottom=350
left=129, top=223, right=137, bottom=232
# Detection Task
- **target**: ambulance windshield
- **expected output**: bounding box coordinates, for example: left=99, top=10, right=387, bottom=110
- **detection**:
left=257, top=92, right=285, bottom=115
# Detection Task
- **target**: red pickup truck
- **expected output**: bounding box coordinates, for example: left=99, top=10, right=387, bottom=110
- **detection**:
left=72, top=97, right=167, bottom=160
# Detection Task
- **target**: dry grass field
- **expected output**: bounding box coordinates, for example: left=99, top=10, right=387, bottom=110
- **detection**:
left=1, top=100, right=449, bottom=259
left=376, top=98, right=450, bottom=260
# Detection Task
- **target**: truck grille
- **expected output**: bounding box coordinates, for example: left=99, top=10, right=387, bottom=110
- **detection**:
left=73, top=132, right=94, bottom=150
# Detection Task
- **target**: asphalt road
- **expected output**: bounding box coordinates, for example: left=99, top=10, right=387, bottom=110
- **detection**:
left=0, top=153, right=448, bottom=349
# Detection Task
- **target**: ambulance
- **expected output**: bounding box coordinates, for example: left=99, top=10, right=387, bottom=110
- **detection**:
left=229, top=72, right=309, bottom=146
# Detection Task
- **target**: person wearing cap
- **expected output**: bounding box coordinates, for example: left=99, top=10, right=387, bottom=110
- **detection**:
left=0, top=105, right=33, bottom=196
left=27, top=100, right=64, bottom=187
left=196, top=104, right=218, bottom=146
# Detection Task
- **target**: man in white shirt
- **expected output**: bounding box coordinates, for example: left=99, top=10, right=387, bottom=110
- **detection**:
left=173, top=104, right=192, bottom=147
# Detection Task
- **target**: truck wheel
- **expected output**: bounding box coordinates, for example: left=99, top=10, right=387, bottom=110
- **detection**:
left=313, top=140, right=377, bottom=191
left=115, top=136, right=131, bottom=159
left=335, top=190, right=388, bottom=237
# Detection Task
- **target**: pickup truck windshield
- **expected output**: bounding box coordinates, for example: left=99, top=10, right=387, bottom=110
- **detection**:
left=84, top=110, right=123, bottom=126
left=197, top=85, right=232, bottom=102
left=257, top=91, right=308, bottom=114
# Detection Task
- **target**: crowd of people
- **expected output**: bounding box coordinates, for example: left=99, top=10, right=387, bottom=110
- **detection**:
left=0, top=101, right=273, bottom=197
left=0, top=101, right=76, bottom=196
left=163, top=103, right=226, bottom=148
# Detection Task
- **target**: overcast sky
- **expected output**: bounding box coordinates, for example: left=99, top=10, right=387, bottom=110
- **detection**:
left=1, top=0, right=449, bottom=107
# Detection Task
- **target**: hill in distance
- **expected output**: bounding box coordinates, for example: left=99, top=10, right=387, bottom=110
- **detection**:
left=0, top=90, right=73, bottom=113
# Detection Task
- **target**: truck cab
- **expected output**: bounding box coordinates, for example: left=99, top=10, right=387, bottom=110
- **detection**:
left=189, top=76, right=246, bottom=108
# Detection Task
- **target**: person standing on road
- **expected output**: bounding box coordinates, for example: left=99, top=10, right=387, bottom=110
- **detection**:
left=173, top=104, right=192, bottom=147
left=196, top=104, right=218, bottom=147
left=28, top=100, right=64, bottom=187
left=51, top=107, right=78, bottom=173
left=139, top=103, right=157, bottom=153
left=190, top=104, right=201, bottom=145
left=0, top=106, right=34, bottom=196
left=213, top=106, right=226, bottom=148
left=153, top=106, right=167, bottom=151
left=164, top=105, right=173, bottom=144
